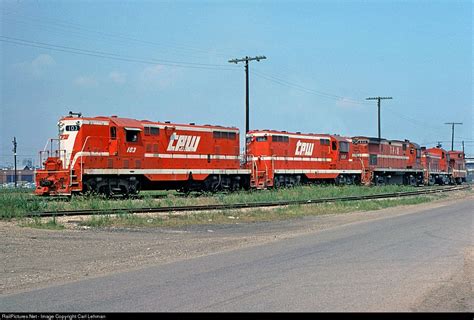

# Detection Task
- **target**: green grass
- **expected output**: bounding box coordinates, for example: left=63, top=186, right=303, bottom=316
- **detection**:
left=19, top=215, right=65, bottom=230
left=0, top=184, right=466, bottom=221
left=78, top=193, right=449, bottom=229
left=0, top=189, right=49, bottom=219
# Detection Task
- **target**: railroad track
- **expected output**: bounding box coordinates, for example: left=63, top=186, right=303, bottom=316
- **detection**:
left=24, top=192, right=191, bottom=202
left=26, top=184, right=470, bottom=218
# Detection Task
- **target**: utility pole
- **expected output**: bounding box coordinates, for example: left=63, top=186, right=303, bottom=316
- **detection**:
left=12, top=137, right=17, bottom=188
left=462, top=141, right=465, bottom=154
left=228, top=56, right=266, bottom=135
left=366, top=96, right=392, bottom=139
left=444, top=122, right=462, bottom=151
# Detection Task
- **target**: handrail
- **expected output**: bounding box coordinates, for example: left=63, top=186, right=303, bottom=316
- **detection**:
left=70, top=136, right=108, bottom=187
left=39, top=138, right=66, bottom=169
left=77, top=136, right=92, bottom=186
left=263, top=160, right=268, bottom=187
left=271, top=154, right=276, bottom=182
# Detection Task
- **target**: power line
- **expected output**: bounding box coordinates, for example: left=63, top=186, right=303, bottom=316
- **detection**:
left=251, top=69, right=369, bottom=105
left=383, top=105, right=444, bottom=132
left=1, top=12, right=233, bottom=59
left=381, top=106, right=472, bottom=149
left=250, top=69, right=464, bottom=142
left=0, top=35, right=240, bottom=71
left=423, top=140, right=474, bottom=143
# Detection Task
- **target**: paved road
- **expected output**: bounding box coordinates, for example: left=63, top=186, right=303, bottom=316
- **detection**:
left=1, top=198, right=472, bottom=312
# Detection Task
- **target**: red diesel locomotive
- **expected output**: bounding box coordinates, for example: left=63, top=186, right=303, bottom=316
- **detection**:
left=245, top=130, right=362, bottom=189
left=35, top=113, right=249, bottom=196
left=351, top=136, right=424, bottom=186
left=35, top=113, right=467, bottom=196
left=448, top=150, right=467, bottom=184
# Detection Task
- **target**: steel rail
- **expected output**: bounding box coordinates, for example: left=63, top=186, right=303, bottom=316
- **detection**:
left=26, top=185, right=470, bottom=218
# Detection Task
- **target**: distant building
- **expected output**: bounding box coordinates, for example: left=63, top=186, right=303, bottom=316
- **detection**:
left=466, top=158, right=474, bottom=183
left=22, top=158, right=33, bottom=168
left=0, top=166, right=35, bottom=184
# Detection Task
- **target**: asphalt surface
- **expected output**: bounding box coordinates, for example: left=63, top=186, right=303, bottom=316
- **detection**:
left=1, top=197, right=472, bottom=312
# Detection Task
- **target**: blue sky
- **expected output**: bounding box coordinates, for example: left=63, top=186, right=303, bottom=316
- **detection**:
left=0, top=0, right=472, bottom=167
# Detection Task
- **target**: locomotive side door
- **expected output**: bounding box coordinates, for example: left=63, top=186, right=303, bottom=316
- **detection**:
left=109, top=126, right=118, bottom=156
left=123, top=127, right=144, bottom=169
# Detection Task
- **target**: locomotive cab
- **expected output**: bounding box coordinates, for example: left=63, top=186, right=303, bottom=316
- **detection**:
left=35, top=113, right=119, bottom=196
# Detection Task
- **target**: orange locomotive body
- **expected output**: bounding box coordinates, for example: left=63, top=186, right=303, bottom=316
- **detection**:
left=421, top=147, right=450, bottom=185
left=351, top=137, right=424, bottom=185
left=245, top=130, right=362, bottom=189
left=35, top=114, right=249, bottom=196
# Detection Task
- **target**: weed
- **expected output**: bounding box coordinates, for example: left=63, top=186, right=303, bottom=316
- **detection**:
left=1, top=184, right=468, bottom=221
left=19, top=215, right=65, bottom=230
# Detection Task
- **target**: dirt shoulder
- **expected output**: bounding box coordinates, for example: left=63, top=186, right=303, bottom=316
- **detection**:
left=1, top=191, right=473, bottom=301
left=411, top=246, right=474, bottom=312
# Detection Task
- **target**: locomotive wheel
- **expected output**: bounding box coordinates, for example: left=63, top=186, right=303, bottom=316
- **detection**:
left=231, top=180, right=240, bottom=191
left=119, top=185, right=130, bottom=198
left=284, top=176, right=294, bottom=188
left=274, top=178, right=281, bottom=189
left=97, top=185, right=112, bottom=198
left=375, top=176, right=386, bottom=186
left=336, top=175, right=352, bottom=185
left=428, top=176, right=435, bottom=186
left=405, top=176, right=417, bottom=186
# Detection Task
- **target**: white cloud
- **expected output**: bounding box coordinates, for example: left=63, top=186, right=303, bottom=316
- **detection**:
left=109, top=71, right=126, bottom=84
left=13, top=54, right=56, bottom=77
left=32, top=54, right=55, bottom=68
left=141, top=65, right=164, bottom=81
left=336, top=97, right=363, bottom=109
left=139, top=65, right=179, bottom=89
left=74, top=75, right=98, bottom=87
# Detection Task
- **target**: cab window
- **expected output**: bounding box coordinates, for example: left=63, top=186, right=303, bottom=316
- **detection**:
left=144, top=127, right=159, bottom=136
left=213, top=131, right=236, bottom=139
left=271, top=135, right=289, bottom=143
left=110, top=127, right=117, bottom=140
left=320, top=139, right=330, bottom=145
left=339, top=141, right=349, bottom=153
left=370, top=154, right=377, bottom=165
left=125, top=129, right=140, bottom=142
